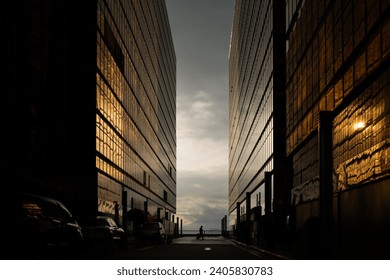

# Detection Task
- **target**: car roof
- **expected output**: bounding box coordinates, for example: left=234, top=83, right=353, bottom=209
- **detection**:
left=20, top=192, right=62, bottom=204
left=19, top=192, right=71, bottom=212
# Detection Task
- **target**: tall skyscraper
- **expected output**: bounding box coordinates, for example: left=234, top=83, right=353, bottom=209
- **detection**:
left=229, top=0, right=287, bottom=245
left=230, top=0, right=389, bottom=259
left=2, top=0, right=176, bottom=227
left=286, top=0, right=389, bottom=258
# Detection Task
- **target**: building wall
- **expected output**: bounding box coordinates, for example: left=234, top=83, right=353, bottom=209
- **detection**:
left=2, top=0, right=176, bottom=220
left=96, top=0, right=176, bottom=221
left=1, top=0, right=98, bottom=215
left=228, top=0, right=286, bottom=235
left=287, top=0, right=390, bottom=257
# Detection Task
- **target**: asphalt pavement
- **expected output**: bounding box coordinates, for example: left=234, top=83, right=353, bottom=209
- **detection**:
left=106, top=236, right=285, bottom=260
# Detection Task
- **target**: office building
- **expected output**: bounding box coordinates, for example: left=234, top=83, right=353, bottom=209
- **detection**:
left=230, top=0, right=389, bottom=258
left=228, top=0, right=287, bottom=246
left=286, top=0, right=389, bottom=258
left=1, top=0, right=176, bottom=227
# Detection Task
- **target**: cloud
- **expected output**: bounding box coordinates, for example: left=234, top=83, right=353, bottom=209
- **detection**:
left=176, top=167, right=228, bottom=230
left=177, top=90, right=228, bottom=141
left=177, top=136, right=228, bottom=174
left=165, top=0, right=235, bottom=232
left=177, top=88, right=229, bottom=174
left=177, top=169, right=228, bottom=197
left=177, top=195, right=228, bottom=230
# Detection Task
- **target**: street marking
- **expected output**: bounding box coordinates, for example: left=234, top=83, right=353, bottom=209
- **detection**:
left=203, top=247, right=212, bottom=251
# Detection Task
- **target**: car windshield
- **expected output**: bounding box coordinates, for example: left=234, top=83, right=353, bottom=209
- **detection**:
left=142, top=223, right=159, bottom=230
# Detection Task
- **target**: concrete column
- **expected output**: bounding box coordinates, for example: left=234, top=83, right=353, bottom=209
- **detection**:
left=165, top=211, right=169, bottom=220
left=222, top=215, right=227, bottom=236
left=258, top=192, right=262, bottom=216
left=264, top=172, right=273, bottom=249
left=221, top=216, right=227, bottom=236
left=257, top=205, right=262, bottom=247
left=121, top=191, right=128, bottom=246
left=176, top=217, right=179, bottom=237
left=121, top=192, right=127, bottom=230
left=265, top=172, right=272, bottom=216
left=236, top=202, right=240, bottom=241
left=143, top=200, right=148, bottom=222
left=318, top=111, right=334, bottom=259
left=114, top=201, right=119, bottom=226
left=246, top=192, right=251, bottom=245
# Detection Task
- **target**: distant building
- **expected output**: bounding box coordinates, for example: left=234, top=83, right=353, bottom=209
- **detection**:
left=228, top=0, right=287, bottom=246
left=286, top=0, right=389, bottom=258
left=1, top=0, right=176, bottom=226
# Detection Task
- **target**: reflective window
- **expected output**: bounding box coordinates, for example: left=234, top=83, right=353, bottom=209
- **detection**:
left=96, top=0, right=176, bottom=216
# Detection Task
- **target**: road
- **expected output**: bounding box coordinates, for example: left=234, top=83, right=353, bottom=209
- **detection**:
left=107, top=236, right=280, bottom=260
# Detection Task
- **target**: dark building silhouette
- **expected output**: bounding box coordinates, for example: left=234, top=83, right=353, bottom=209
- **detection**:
left=1, top=0, right=176, bottom=226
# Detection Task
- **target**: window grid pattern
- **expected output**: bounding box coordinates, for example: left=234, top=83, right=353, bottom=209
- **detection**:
left=229, top=0, right=275, bottom=213
left=287, top=0, right=390, bottom=203
left=96, top=0, right=176, bottom=216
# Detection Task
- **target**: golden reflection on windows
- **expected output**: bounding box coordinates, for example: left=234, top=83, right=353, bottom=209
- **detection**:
left=96, top=115, right=124, bottom=178
left=286, top=0, right=387, bottom=155
left=333, top=72, right=389, bottom=188
left=367, top=35, right=381, bottom=73
left=95, top=0, right=176, bottom=214
left=229, top=1, right=275, bottom=203
left=96, top=73, right=123, bottom=134
left=355, top=52, right=366, bottom=83
left=23, top=202, right=42, bottom=217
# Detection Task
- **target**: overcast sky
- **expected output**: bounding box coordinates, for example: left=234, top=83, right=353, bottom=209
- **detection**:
left=165, top=0, right=235, bottom=231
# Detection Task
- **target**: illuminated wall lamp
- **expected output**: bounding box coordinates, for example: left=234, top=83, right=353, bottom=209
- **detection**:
left=353, top=121, right=365, bottom=131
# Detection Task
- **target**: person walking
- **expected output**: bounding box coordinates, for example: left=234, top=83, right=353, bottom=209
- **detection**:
left=199, top=225, right=204, bottom=240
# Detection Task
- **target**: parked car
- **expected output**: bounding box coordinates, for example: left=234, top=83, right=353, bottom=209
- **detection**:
left=139, top=222, right=166, bottom=243
left=0, top=192, right=84, bottom=259
left=78, top=216, right=124, bottom=253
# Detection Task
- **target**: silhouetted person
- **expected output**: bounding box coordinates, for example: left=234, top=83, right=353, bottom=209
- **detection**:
left=199, top=226, right=204, bottom=240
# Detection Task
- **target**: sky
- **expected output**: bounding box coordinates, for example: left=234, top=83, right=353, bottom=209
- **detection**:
left=165, top=0, right=235, bottom=231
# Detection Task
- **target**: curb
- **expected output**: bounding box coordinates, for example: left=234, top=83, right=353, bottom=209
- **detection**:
left=228, top=239, right=290, bottom=260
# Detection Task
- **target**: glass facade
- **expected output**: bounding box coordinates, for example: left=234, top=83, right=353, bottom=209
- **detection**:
left=228, top=0, right=285, bottom=230
left=2, top=0, right=176, bottom=222
left=287, top=0, right=389, bottom=206
left=287, top=0, right=390, bottom=258
left=229, top=0, right=389, bottom=256
left=96, top=0, right=176, bottom=219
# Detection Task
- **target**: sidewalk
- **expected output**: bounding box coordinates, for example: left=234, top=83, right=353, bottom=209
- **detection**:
left=173, top=236, right=228, bottom=245
left=228, top=239, right=293, bottom=260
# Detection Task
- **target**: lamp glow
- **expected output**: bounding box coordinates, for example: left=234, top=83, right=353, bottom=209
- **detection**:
left=353, top=121, right=365, bottom=130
